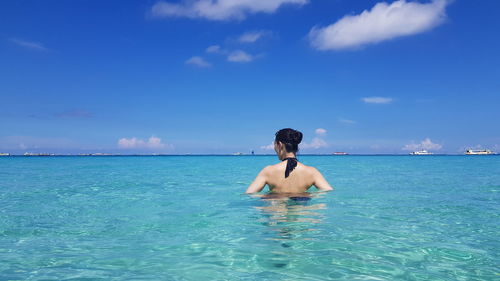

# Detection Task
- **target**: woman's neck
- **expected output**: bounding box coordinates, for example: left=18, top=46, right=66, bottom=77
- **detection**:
left=280, top=152, right=296, bottom=161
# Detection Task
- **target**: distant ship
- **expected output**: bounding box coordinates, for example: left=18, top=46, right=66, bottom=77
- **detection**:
left=232, top=152, right=244, bottom=155
left=410, top=150, right=433, bottom=155
left=332, top=152, right=348, bottom=155
left=0, top=153, right=10, bottom=156
left=465, top=149, right=494, bottom=155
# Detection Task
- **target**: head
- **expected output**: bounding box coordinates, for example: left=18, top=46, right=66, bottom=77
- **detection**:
left=274, top=128, right=303, bottom=159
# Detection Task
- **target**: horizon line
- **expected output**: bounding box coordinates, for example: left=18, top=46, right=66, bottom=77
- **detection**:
left=1, top=153, right=497, bottom=157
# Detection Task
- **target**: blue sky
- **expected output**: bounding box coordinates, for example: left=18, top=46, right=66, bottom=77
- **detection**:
left=1, top=0, right=499, bottom=154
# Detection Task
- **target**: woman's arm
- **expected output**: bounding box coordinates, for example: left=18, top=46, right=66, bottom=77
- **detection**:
left=245, top=167, right=269, bottom=194
left=312, top=168, right=333, bottom=191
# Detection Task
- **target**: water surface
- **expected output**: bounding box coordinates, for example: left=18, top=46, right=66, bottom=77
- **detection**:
left=1, top=155, right=499, bottom=280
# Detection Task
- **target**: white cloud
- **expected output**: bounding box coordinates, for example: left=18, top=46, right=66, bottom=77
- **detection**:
left=9, top=38, right=48, bottom=51
left=150, top=0, right=308, bottom=21
left=238, top=31, right=268, bottom=43
left=362, top=97, right=393, bottom=104
left=339, top=118, right=356, bottom=124
left=146, top=136, right=165, bottom=149
left=315, top=128, right=327, bottom=136
left=185, top=56, right=211, bottom=67
left=402, top=138, right=442, bottom=151
left=301, top=129, right=329, bottom=149
left=227, top=50, right=254, bottom=62
left=118, top=136, right=171, bottom=150
left=118, top=137, right=144, bottom=149
left=301, top=137, right=328, bottom=149
left=260, top=142, right=275, bottom=150
left=206, top=45, right=222, bottom=53
left=309, top=0, right=448, bottom=50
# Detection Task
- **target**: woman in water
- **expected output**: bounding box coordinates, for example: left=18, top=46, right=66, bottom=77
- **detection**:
left=245, top=128, right=334, bottom=194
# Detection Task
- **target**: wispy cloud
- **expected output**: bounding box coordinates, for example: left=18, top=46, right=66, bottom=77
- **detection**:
left=339, top=118, right=356, bottom=124
left=150, top=0, right=308, bottom=21
left=260, top=142, right=275, bottom=150
left=315, top=128, right=327, bottom=136
left=185, top=56, right=211, bottom=67
left=203, top=31, right=270, bottom=66
left=118, top=136, right=172, bottom=150
left=301, top=128, right=329, bottom=149
left=9, top=38, right=48, bottom=51
left=238, top=30, right=269, bottom=43
left=227, top=50, right=254, bottom=63
left=206, top=45, right=223, bottom=54
left=300, top=137, right=328, bottom=149
left=309, top=0, right=448, bottom=50
left=402, top=138, right=442, bottom=151
left=361, top=97, right=393, bottom=104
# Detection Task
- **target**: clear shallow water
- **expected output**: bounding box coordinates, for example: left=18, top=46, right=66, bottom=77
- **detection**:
left=0, top=155, right=499, bottom=280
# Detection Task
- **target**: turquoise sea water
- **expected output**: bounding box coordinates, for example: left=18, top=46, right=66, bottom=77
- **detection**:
left=1, top=155, right=499, bottom=280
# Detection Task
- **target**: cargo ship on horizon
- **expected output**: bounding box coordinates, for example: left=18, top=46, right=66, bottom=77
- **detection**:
left=465, top=149, right=494, bottom=155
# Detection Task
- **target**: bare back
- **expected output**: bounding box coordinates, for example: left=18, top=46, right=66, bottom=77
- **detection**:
left=245, top=160, right=333, bottom=194
left=265, top=161, right=315, bottom=193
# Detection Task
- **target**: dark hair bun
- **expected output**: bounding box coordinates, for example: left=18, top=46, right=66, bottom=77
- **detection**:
left=290, top=131, right=303, bottom=145
left=275, top=128, right=303, bottom=153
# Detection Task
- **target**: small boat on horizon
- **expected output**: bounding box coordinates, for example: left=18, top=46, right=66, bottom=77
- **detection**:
left=332, top=152, right=348, bottom=155
left=0, top=153, right=10, bottom=156
left=465, top=149, right=494, bottom=155
left=410, top=150, right=433, bottom=155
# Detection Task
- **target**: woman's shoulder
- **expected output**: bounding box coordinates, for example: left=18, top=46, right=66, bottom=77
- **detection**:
left=297, top=162, right=319, bottom=174
left=266, top=162, right=284, bottom=170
